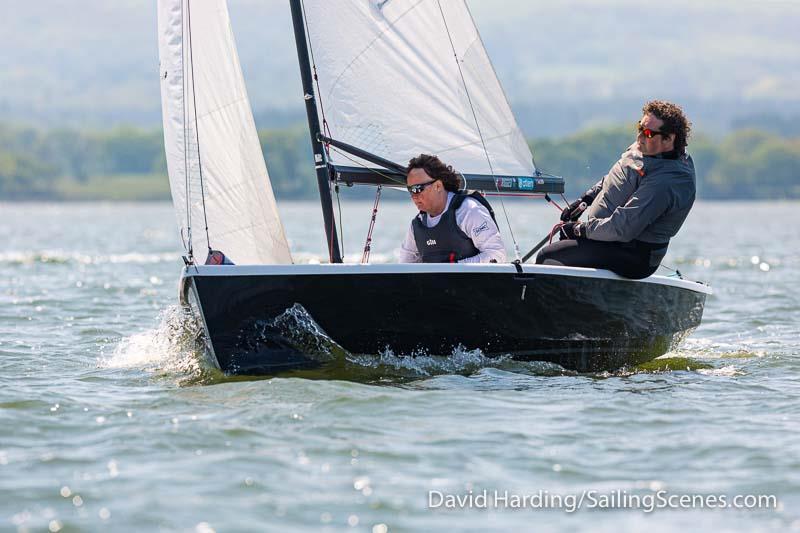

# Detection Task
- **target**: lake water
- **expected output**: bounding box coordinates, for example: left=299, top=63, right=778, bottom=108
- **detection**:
left=1, top=199, right=798, bottom=532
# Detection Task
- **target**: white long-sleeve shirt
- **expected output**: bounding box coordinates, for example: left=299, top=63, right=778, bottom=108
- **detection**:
left=398, top=192, right=507, bottom=263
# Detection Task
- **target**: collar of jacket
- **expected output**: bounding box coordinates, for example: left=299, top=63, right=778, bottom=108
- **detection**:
left=648, top=148, right=681, bottom=160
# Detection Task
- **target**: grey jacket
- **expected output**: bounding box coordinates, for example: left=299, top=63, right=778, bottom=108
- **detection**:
left=583, top=143, right=696, bottom=244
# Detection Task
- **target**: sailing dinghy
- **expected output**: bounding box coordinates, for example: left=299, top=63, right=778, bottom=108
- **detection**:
left=157, top=0, right=710, bottom=374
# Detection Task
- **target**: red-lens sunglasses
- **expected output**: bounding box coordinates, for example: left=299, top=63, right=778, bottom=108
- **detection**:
left=637, top=123, right=668, bottom=139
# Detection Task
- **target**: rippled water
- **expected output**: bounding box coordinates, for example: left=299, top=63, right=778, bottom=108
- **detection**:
left=1, top=200, right=798, bottom=532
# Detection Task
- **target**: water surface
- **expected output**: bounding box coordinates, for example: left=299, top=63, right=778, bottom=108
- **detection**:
left=1, top=200, right=798, bottom=532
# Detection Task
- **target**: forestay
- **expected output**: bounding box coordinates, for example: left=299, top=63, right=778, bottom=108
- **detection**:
left=302, top=0, right=535, bottom=178
left=157, top=0, right=292, bottom=265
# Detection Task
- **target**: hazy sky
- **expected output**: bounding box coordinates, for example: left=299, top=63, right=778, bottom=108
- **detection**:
left=1, top=0, right=798, bottom=133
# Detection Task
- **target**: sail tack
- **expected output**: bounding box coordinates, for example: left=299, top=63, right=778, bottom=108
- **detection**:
left=157, top=0, right=292, bottom=265
left=301, top=0, right=535, bottom=178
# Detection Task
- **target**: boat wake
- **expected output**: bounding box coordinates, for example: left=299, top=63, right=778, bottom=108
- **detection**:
left=603, top=336, right=766, bottom=376
left=99, top=305, right=222, bottom=386
left=676, top=337, right=767, bottom=360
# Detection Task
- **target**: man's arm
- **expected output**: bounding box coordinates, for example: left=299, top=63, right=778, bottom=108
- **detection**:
left=583, top=178, right=670, bottom=242
left=397, top=222, right=422, bottom=263
left=561, top=176, right=605, bottom=222
left=456, top=199, right=506, bottom=264
left=585, top=143, right=644, bottom=203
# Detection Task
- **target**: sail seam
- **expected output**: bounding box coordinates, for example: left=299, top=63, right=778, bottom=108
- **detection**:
left=433, top=130, right=517, bottom=155
left=324, top=0, right=425, bottom=98
left=190, top=96, right=251, bottom=122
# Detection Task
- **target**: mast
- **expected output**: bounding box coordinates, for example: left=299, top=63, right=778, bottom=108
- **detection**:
left=289, top=0, right=342, bottom=263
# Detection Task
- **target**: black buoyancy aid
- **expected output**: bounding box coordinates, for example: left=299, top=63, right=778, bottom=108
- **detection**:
left=411, top=191, right=496, bottom=263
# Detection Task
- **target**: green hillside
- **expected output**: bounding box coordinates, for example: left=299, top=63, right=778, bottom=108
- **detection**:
left=1, top=123, right=797, bottom=201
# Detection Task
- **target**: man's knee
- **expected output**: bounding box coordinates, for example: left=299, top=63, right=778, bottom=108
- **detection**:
left=535, top=242, right=564, bottom=265
left=534, top=248, right=548, bottom=264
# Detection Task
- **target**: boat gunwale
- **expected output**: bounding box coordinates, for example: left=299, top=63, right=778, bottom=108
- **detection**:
left=181, top=263, right=712, bottom=295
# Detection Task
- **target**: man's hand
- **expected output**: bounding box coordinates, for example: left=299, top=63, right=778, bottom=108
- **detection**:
left=559, top=195, right=593, bottom=222
left=559, top=222, right=582, bottom=240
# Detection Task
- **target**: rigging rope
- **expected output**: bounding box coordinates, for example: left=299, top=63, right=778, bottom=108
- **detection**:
left=326, top=147, right=405, bottom=265
left=548, top=222, right=565, bottom=245
left=362, top=185, right=383, bottom=264
left=180, top=0, right=192, bottom=260
left=658, top=263, right=684, bottom=279
left=335, top=184, right=344, bottom=258
left=186, top=0, right=212, bottom=259
left=300, top=0, right=330, bottom=144
left=436, top=0, right=521, bottom=261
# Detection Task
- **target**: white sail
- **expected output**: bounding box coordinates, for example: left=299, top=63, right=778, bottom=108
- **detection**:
left=157, top=0, right=292, bottom=265
left=302, top=0, right=535, bottom=178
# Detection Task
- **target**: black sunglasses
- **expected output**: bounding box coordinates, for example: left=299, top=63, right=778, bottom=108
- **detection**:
left=407, top=180, right=438, bottom=194
left=637, top=123, right=669, bottom=139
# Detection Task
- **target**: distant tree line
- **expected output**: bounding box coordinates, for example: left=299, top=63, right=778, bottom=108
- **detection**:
left=1, top=122, right=798, bottom=200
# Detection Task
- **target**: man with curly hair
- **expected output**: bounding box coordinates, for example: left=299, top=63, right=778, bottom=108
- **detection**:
left=398, top=153, right=506, bottom=263
left=536, top=100, right=695, bottom=279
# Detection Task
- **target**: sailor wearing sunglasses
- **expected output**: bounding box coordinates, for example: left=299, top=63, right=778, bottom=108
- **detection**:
left=398, top=154, right=506, bottom=263
left=536, top=100, right=696, bottom=279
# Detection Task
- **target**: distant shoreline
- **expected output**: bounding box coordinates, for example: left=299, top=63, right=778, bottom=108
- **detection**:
left=2, top=123, right=798, bottom=201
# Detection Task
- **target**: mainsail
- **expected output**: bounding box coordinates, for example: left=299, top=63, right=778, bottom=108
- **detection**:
left=157, top=0, right=292, bottom=265
left=301, top=0, right=535, bottom=178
